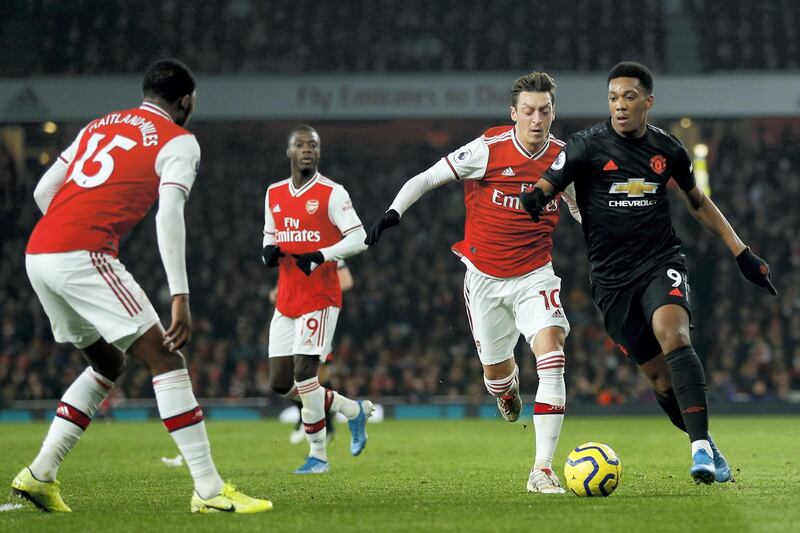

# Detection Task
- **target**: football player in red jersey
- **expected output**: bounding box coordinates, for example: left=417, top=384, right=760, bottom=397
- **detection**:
left=366, top=73, right=580, bottom=494
left=274, top=260, right=353, bottom=445
left=262, top=125, right=372, bottom=474
left=13, top=60, right=271, bottom=513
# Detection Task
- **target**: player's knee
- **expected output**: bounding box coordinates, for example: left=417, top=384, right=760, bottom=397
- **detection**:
left=270, top=375, right=293, bottom=396
left=653, top=326, right=691, bottom=354
left=94, top=356, right=125, bottom=382
left=293, top=355, right=319, bottom=382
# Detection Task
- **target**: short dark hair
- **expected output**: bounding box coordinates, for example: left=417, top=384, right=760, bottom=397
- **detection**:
left=287, top=125, right=319, bottom=145
left=510, top=72, right=557, bottom=107
left=607, top=62, right=654, bottom=94
left=142, top=59, right=195, bottom=103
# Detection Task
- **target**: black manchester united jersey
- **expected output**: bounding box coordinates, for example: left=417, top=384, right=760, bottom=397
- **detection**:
left=542, top=119, right=696, bottom=288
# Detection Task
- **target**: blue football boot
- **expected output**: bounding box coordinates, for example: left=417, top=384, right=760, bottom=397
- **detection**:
left=348, top=400, right=374, bottom=456
left=690, top=448, right=716, bottom=485
left=294, top=456, right=329, bottom=474
left=708, top=434, right=732, bottom=483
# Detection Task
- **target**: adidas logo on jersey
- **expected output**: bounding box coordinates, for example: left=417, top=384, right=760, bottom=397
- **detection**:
left=501, top=167, right=516, bottom=176
left=551, top=309, right=564, bottom=319
left=603, top=160, right=618, bottom=171
left=272, top=204, right=281, bottom=213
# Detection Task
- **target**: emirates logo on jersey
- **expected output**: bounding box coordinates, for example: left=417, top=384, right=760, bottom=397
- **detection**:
left=306, top=199, right=319, bottom=214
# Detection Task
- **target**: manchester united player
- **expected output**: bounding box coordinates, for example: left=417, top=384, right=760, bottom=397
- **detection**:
left=262, top=125, right=371, bottom=474
left=12, top=60, right=271, bottom=513
left=521, top=62, right=776, bottom=484
left=365, top=73, right=580, bottom=494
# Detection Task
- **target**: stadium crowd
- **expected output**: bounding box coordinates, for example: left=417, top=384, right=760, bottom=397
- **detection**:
left=0, top=118, right=797, bottom=407
left=4, top=0, right=800, bottom=76
left=3, top=0, right=666, bottom=75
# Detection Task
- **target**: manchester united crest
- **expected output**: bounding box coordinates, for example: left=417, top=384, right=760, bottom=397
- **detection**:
left=650, top=154, right=667, bottom=175
left=306, top=199, right=319, bottom=214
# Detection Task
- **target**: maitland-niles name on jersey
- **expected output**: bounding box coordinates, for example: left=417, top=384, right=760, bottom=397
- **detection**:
left=89, top=112, right=160, bottom=146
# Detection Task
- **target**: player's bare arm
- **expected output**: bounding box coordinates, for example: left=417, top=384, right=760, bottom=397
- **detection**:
left=680, top=185, right=776, bottom=294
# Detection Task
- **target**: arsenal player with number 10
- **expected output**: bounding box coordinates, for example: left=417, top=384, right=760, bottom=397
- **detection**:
left=365, top=72, right=581, bottom=494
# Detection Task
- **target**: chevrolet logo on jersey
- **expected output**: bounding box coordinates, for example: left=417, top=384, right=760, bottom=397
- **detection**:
left=609, top=179, right=659, bottom=198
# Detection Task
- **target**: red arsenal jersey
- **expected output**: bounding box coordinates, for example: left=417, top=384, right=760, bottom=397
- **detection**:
left=264, top=173, right=363, bottom=317
left=445, top=126, right=565, bottom=278
left=26, top=103, right=198, bottom=257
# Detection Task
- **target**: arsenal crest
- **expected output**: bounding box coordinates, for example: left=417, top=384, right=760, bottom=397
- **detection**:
left=650, top=154, right=667, bottom=175
left=306, top=199, right=319, bottom=214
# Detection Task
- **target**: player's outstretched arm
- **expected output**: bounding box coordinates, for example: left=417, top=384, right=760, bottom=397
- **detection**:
left=365, top=157, right=461, bottom=245
left=681, top=186, right=776, bottom=295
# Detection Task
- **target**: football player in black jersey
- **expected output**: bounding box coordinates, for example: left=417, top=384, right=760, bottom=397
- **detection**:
left=520, top=61, right=776, bottom=485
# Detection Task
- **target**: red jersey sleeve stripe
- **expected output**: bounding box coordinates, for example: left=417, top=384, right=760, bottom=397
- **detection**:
left=341, top=224, right=363, bottom=235
left=160, top=182, right=190, bottom=194
left=443, top=157, right=459, bottom=180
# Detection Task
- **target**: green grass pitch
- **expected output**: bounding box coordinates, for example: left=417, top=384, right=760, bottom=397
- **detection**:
left=1, top=415, right=799, bottom=532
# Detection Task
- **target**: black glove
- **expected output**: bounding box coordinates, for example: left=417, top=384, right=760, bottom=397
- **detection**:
left=519, top=188, right=552, bottom=222
left=261, top=245, right=284, bottom=268
left=293, top=251, right=325, bottom=276
left=736, top=247, right=777, bottom=295
left=364, top=209, right=401, bottom=245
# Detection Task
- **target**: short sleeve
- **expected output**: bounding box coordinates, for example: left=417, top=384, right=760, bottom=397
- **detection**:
left=541, top=135, right=587, bottom=193
left=156, top=134, right=201, bottom=197
left=443, top=136, right=490, bottom=181
left=328, top=185, right=364, bottom=236
left=670, top=139, right=696, bottom=191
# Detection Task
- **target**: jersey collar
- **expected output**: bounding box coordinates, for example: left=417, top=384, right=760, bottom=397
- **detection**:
left=511, top=128, right=550, bottom=160
left=289, top=172, right=319, bottom=197
left=139, top=102, right=173, bottom=122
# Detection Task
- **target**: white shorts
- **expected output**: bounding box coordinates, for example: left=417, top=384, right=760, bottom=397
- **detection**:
left=463, top=263, right=570, bottom=366
left=26, top=251, right=160, bottom=351
left=268, top=306, right=340, bottom=361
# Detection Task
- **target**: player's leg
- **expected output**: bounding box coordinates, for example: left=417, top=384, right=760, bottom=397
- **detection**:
left=28, top=339, right=123, bottom=482
left=641, top=261, right=716, bottom=483
left=127, top=326, right=272, bottom=512
left=290, top=307, right=370, bottom=471
left=318, top=361, right=336, bottom=443
left=649, top=304, right=715, bottom=483
left=638, top=354, right=687, bottom=432
left=638, top=354, right=731, bottom=482
left=513, top=266, right=570, bottom=494
left=267, top=310, right=307, bottom=443
left=126, top=327, right=224, bottom=494
left=292, top=353, right=330, bottom=472
left=13, top=253, right=117, bottom=512
left=464, top=271, right=521, bottom=422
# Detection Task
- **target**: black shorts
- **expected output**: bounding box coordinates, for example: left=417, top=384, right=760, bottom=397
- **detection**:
left=591, top=257, right=692, bottom=365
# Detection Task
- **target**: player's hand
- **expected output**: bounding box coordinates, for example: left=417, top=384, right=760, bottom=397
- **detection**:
left=261, top=244, right=284, bottom=267
left=293, top=251, right=325, bottom=276
left=736, top=247, right=777, bottom=295
left=519, top=187, right=552, bottom=222
left=164, top=294, right=192, bottom=352
left=365, top=209, right=400, bottom=245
